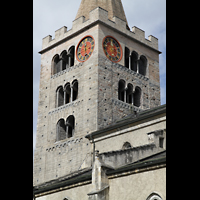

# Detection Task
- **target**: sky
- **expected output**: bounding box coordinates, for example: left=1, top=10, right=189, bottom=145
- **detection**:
left=33, top=0, right=166, bottom=157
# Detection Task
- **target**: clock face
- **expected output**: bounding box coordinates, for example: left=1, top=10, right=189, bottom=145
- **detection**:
left=76, top=35, right=95, bottom=62
left=102, top=36, right=122, bottom=63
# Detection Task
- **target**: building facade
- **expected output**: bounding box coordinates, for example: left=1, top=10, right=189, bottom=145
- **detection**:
left=33, top=0, right=165, bottom=199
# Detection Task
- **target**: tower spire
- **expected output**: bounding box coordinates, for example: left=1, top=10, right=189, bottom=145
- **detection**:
left=75, top=0, right=129, bottom=29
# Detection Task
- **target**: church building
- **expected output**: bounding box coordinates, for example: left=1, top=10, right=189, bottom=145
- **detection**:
left=33, top=0, right=166, bottom=199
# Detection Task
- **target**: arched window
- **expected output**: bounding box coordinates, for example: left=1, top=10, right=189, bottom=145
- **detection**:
left=124, top=47, right=130, bottom=68
left=131, top=51, right=138, bottom=72
left=66, top=115, right=75, bottom=138
left=122, top=142, right=132, bottom=150
left=146, top=193, right=163, bottom=200
left=56, top=86, right=64, bottom=107
left=56, top=116, right=75, bottom=141
left=72, top=80, right=78, bottom=101
left=118, top=79, right=125, bottom=102
left=126, top=83, right=133, bottom=104
left=134, top=86, right=141, bottom=107
left=60, top=50, right=68, bottom=71
left=56, top=119, right=66, bottom=141
left=52, top=54, right=60, bottom=75
left=64, top=82, right=71, bottom=104
left=68, top=46, right=75, bottom=67
left=138, top=55, right=147, bottom=76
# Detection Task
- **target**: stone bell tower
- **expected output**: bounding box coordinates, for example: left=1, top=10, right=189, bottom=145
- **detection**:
left=33, top=0, right=161, bottom=186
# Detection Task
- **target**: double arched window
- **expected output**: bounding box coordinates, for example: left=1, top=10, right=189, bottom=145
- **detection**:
left=56, top=80, right=78, bottom=107
left=56, top=115, right=75, bottom=141
left=124, top=47, right=147, bottom=76
left=118, top=79, right=141, bottom=107
left=52, top=46, right=75, bottom=75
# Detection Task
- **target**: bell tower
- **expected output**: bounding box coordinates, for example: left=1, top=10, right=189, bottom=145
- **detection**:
left=33, top=0, right=161, bottom=186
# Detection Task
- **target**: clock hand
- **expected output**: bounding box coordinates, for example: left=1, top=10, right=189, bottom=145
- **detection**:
left=111, top=40, right=113, bottom=46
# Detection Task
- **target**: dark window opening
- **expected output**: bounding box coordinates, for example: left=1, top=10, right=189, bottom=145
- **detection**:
left=134, top=86, right=141, bottom=107
left=72, top=80, right=78, bottom=101
left=68, top=46, right=75, bottom=67
left=64, top=83, right=71, bottom=104
left=118, top=79, right=125, bottom=101
left=60, top=50, right=68, bottom=71
left=126, top=83, right=133, bottom=104
left=138, top=55, right=147, bottom=76
left=66, top=115, right=75, bottom=138
left=122, top=142, right=132, bottom=150
left=56, top=119, right=66, bottom=141
left=131, top=51, right=138, bottom=72
left=124, top=47, right=130, bottom=68
left=56, top=116, right=75, bottom=141
left=159, top=137, right=164, bottom=148
left=57, top=87, right=64, bottom=107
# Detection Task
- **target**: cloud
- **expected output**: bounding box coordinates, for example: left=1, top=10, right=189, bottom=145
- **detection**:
left=33, top=0, right=166, bottom=156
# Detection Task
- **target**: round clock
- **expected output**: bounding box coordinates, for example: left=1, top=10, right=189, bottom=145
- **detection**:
left=76, top=35, right=95, bottom=62
left=102, top=36, right=122, bottom=63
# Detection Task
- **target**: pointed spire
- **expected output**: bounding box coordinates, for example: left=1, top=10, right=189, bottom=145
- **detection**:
left=75, top=0, right=129, bottom=29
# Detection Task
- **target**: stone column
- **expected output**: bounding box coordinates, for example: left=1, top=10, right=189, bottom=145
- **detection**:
left=137, top=59, right=139, bottom=73
left=129, top=54, right=131, bottom=70
left=131, top=93, right=134, bottom=105
left=63, top=89, right=66, bottom=105
left=56, top=90, right=59, bottom=107
left=68, top=54, right=72, bottom=67
left=70, top=85, right=73, bottom=103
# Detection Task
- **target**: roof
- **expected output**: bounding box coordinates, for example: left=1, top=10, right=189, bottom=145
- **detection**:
left=33, top=151, right=166, bottom=196
left=75, top=0, right=129, bottom=29
left=85, top=104, right=166, bottom=139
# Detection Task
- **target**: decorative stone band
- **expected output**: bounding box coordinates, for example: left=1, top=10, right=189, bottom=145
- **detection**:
left=45, top=137, right=84, bottom=152
left=112, top=98, right=143, bottom=112
left=48, top=99, right=84, bottom=115
left=51, top=62, right=83, bottom=79
left=112, top=62, right=149, bottom=81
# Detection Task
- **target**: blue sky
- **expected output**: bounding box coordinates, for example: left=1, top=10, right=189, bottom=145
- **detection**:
left=33, top=0, right=166, bottom=156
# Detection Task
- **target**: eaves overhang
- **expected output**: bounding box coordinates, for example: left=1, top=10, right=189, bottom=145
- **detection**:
left=85, top=104, right=166, bottom=140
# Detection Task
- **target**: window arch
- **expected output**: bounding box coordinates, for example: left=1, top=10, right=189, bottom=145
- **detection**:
left=60, top=50, right=68, bottom=71
left=52, top=54, right=60, bottom=75
left=56, top=119, right=66, bottom=141
left=122, top=142, right=132, bottom=150
left=68, top=46, right=75, bottom=67
left=66, top=115, right=75, bottom=138
left=56, top=116, right=75, bottom=141
left=72, top=79, right=78, bottom=101
left=138, top=55, right=147, bottom=76
left=56, top=86, right=64, bottom=107
left=146, top=193, right=163, bottom=200
left=134, top=86, right=141, bottom=107
left=64, top=82, right=71, bottom=104
left=118, top=80, right=142, bottom=107
left=123, top=48, right=147, bottom=76
left=118, top=79, right=125, bottom=102
left=131, top=51, right=138, bottom=72
left=126, top=83, right=133, bottom=104
left=56, top=80, right=78, bottom=108
left=124, top=47, right=130, bottom=68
